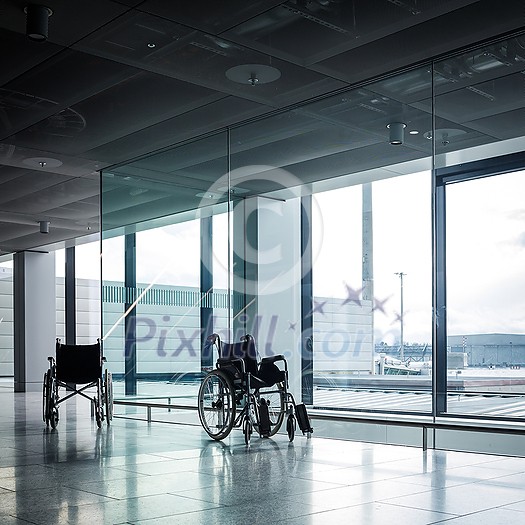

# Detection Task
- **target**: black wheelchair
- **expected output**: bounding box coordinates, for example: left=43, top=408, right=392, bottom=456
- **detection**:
left=42, top=338, right=113, bottom=429
left=197, top=334, right=313, bottom=444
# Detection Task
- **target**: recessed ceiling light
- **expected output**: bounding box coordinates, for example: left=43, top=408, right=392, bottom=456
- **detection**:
left=409, top=130, right=419, bottom=135
left=196, top=192, right=219, bottom=199
left=147, top=43, right=156, bottom=48
left=226, top=64, right=281, bottom=86
left=23, top=157, right=62, bottom=168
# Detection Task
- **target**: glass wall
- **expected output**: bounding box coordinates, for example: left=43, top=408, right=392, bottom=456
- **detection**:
left=100, top=32, right=525, bottom=426
left=445, top=171, right=525, bottom=417
left=75, top=241, right=102, bottom=344
left=55, top=249, right=65, bottom=341
left=0, top=258, right=13, bottom=377
left=101, top=131, right=229, bottom=400
left=434, top=33, right=525, bottom=419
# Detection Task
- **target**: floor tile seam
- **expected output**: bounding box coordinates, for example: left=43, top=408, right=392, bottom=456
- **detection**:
left=381, top=498, right=519, bottom=517
left=288, top=469, right=447, bottom=487
left=395, top=468, right=511, bottom=482
left=240, top=471, right=349, bottom=489
left=163, top=491, right=230, bottom=507
left=7, top=514, right=39, bottom=525
left=471, top=474, right=525, bottom=486
left=480, top=460, right=525, bottom=471
left=391, top=478, right=484, bottom=490
left=89, top=465, right=162, bottom=476
left=428, top=504, right=525, bottom=522
left=59, top=483, right=126, bottom=502
left=175, top=498, right=330, bottom=518
left=280, top=471, right=360, bottom=486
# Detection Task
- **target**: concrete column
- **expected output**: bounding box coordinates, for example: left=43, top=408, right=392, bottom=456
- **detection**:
left=254, top=197, right=302, bottom=397
left=14, top=251, right=56, bottom=392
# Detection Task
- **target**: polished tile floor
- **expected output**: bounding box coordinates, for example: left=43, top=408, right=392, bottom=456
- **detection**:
left=1, top=388, right=525, bottom=524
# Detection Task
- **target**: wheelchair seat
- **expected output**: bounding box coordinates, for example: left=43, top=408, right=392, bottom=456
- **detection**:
left=217, top=336, right=286, bottom=389
left=42, top=339, right=113, bottom=429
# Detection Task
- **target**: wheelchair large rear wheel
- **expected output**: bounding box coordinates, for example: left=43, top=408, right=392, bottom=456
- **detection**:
left=198, top=370, right=236, bottom=440
left=42, top=371, right=49, bottom=423
left=94, top=378, right=104, bottom=428
left=258, top=382, right=286, bottom=437
left=44, top=371, right=59, bottom=429
left=104, top=370, right=113, bottom=425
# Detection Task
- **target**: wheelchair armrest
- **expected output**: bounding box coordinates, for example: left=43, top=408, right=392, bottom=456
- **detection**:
left=260, top=355, right=285, bottom=364
left=217, top=357, right=246, bottom=373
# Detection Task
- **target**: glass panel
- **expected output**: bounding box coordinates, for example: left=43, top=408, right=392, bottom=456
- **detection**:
left=312, top=171, right=432, bottom=413
left=0, top=258, right=13, bottom=379
left=101, top=131, right=228, bottom=406
left=101, top=235, right=125, bottom=396
left=212, top=212, right=232, bottom=341
left=55, top=249, right=65, bottom=342
left=135, top=220, right=200, bottom=396
left=228, top=64, right=433, bottom=412
left=75, top=241, right=101, bottom=344
left=446, top=170, right=525, bottom=418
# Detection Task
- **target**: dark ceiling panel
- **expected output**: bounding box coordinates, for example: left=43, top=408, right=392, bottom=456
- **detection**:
left=0, top=222, right=38, bottom=243
left=86, top=97, right=267, bottom=165
left=139, top=0, right=285, bottom=35
left=0, top=167, right=72, bottom=203
left=0, top=0, right=130, bottom=46
left=465, top=108, right=525, bottom=140
left=0, top=29, right=62, bottom=86
left=434, top=72, right=525, bottom=125
left=0, top=0, right=524, bottom=254
left=0, top=50, right=138, bottom=140
left=73, top=10, right=345, bottom=107
left=313, top=0, right=525, bottom=85
left=224, top=0, right=479, bottom=65
left=9, top=72, right=223, bottom=156
left=1, top=176, right=99, bottom=214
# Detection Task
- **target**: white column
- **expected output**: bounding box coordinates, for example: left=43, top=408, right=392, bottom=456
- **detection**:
left=14, top=251, right=56, bottom=392
left=256, top=197, right=302, bottom=397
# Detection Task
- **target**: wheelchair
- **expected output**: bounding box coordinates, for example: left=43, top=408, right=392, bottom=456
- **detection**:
left=197, top=334, right=313, bottom=444
left=42, top=338, right=113, bottom=429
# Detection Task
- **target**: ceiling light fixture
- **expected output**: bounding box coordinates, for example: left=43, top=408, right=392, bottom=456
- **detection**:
left=226, top=64, right=281, bottom=86
left=23, top=156, right=63, bottom=168
left=387, top=122, right=406, bottom=145
left=39, top=220, right=50, bottom=234
left=24, top=4, right=53, bottom=42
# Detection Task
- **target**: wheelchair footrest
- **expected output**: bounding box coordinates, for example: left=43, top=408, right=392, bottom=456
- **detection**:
left=258, top=398, right=271, bottom=437
left=295, top=403, right=313, bottom=434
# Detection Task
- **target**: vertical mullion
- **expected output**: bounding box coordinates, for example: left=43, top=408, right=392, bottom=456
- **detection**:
left=125, top=233, right=137, bottom=396
left=65, top=246, right=76, bottom=345
left=301, top=195, right=313, bottom=405
left=200, top=217, right=213, bottom=370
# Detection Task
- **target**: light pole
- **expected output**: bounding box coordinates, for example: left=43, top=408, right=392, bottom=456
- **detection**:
left=395, top=272, right=406, bottom=361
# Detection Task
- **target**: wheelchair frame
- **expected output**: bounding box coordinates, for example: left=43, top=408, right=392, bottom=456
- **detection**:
left=42, top=338, right=113, bottom=429
left=197, top=334, right=312, bottom=444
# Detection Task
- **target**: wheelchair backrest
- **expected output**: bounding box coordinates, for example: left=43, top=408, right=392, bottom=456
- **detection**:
left=55, top=339, right=102, bottom=384
left=220, top=337, right=258, bottom=377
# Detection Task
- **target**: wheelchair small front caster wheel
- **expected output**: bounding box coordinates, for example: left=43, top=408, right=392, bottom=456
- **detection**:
left=93, top=397, right=103, bottom=429
left=243, top=418, right=252, bottom=445
left=286, top=414, right=295, bottom=442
